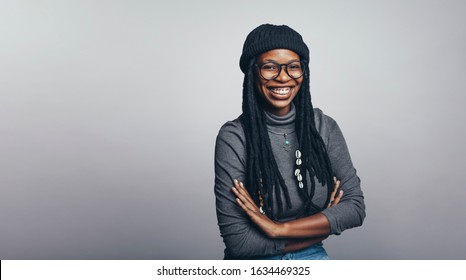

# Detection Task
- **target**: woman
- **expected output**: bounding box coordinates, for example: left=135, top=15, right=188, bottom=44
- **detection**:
left=214, top=24, right=365, bottom=260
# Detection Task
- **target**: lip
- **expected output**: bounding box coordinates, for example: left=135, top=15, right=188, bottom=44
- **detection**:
left=266, top=86, right=295, bottom=99
left=266, top=84, right=296, bottom=89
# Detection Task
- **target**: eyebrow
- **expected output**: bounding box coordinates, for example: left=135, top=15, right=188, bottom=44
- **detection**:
left=260, top=59, right=301, bottom=64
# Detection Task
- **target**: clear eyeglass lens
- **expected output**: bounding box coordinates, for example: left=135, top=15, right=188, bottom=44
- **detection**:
left=260, top=62, right=303, bottom=80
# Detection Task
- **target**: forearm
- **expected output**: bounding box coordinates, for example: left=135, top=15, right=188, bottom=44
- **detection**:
left=282, top=235, right=328, bottom=253
left=278, top=213, right=331, bottom=239
left=216, top=184, right=285, bottom=257
left=277, top=213, right=330, bottom=253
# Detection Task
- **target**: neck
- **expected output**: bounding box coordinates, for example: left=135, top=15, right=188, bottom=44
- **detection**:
left=264, top=103, right=296, bottom=127
left=264, top=105, right=291, bottom=116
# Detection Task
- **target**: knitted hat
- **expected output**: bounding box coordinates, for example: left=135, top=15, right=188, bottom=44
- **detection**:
left=239, top=24, right=310, bottom=73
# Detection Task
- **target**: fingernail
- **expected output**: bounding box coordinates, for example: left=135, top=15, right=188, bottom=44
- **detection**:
left=239, top=182, right=244, bottom=188
left=234, top=179, right=238, bottom=184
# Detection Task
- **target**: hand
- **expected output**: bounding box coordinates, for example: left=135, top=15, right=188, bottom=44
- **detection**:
left=232, top=179, right=283, bottom=238
left=327, top=176, right=343, bottom=208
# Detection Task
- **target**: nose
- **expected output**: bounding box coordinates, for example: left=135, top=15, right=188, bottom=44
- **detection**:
left=275, top=65, right=292, bottom=82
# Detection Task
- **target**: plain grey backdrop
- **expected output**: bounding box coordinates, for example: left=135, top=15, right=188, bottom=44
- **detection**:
left=1, top=0, right=465, bottom=259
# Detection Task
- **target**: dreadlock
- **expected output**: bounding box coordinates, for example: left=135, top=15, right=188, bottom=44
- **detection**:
left=239, top=57, right=334, bottom=220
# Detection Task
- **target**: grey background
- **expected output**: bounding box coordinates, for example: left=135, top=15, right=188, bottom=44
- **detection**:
left=1, top=0, right=465, bottom=259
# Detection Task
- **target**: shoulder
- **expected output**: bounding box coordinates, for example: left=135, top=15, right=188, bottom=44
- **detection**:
left=313, top=107, right=338, bottom=135
left=313, top=108, right=350, bottom=154
left=216, top=116, right=246, bottom=147
left=215, top=116, right=247, bottom=165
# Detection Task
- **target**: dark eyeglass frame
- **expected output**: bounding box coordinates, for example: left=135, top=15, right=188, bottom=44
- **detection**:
left=254, top=60, right=305, bottom=80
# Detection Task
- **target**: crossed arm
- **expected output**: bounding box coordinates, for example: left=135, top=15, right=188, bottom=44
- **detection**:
left=232, top=178, right=343, bottom=253
left=215, top=117, right=365, bottom=258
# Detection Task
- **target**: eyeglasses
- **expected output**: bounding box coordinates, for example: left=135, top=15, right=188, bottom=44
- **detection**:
left=255, top=61, right=305, bottom=80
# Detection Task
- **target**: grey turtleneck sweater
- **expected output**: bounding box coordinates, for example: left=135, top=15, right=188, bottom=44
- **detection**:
left=214, top=105, right=365, bottom=259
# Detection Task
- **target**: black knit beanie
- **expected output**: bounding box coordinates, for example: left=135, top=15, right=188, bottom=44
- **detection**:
left=239, top=24, right=310, bottom=73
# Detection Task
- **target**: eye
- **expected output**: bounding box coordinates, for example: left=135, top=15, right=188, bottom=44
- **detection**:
left=261, top=63, right=278, bottom=71
left=288, top=62, right=302, bottom=70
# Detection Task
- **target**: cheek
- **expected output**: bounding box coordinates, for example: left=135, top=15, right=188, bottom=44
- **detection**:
left=296, top=84, right=302, bottom=93
left=256, top=80, right=268, bottom=95
left=293, top=81, right=303, bottom=98
left=255, top=81, right=261, bottom=94
left=296, top=80, right=303, bottom=91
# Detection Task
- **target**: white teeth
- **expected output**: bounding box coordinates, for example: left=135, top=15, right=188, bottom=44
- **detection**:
left=270, top=87, right=291, bottom=95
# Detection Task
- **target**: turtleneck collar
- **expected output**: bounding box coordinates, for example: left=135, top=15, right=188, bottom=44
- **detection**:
left=264, top=103, right=296, bottom=131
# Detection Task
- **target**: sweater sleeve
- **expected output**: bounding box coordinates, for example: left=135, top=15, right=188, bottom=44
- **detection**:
left=214, top=120, right=285, bottom=259
left=318, top=113, right=366, bottom=235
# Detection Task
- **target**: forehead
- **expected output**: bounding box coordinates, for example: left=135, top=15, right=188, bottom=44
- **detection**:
left=257, top=49, right=300, bottom=62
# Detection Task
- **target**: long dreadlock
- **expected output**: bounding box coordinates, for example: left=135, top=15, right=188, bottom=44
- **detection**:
left=239, top=57, right=334, bottom=220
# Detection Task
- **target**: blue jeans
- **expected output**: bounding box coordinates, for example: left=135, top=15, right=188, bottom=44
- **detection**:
left=257, top=243, right=330, bottom=260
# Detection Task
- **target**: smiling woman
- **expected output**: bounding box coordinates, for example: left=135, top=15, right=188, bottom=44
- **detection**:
left=214, top=24, right=365, bottom=260
left=255, top=49, right=303, bottom=116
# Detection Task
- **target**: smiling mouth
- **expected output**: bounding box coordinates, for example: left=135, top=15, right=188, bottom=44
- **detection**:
left=268, top=86, right=292, bottom=95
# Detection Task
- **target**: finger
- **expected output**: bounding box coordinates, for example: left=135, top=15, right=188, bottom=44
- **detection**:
left=333, top=190, right=344, bottom=205
left=236, top=197, right=258, bottom=214
left=232, top=180, right=255, bottom=206
left=329, top=190, right=336, bottom=202
left=233, top=179, right=261, bottom=211
left=232, top=186, right=258, bottom=212
left=329, top=180, right=340, bottom=201
left=237, top=181, right=256, bottom=205
left=327, top=200, right=333, bottom=208
left=233, top=180, right=253, bottom=203
left=329, top=190, right=343, bottom=207
left=328, top=181, right=340, bottom=208
left=237, top=198, right=272, bottom=230
left=236, top=197, right=252, bottom=214
left=331, top=177, right=337, bottom=195
left=334, top=179, right=341, bottom=191
left=333, top=180, right=341, bottom=197
left=232, top=179, right=241, bottom=195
